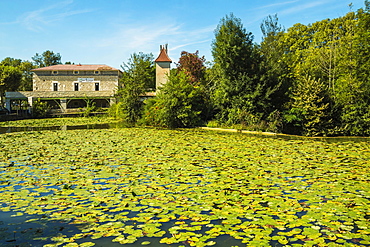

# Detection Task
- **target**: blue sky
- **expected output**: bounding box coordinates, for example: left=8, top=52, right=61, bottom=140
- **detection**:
left=0, top=0, right=365, bottom=69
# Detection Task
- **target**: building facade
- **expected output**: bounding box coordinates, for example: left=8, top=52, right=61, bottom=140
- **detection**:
left=4, top=45, right=171, bottom=114
left=5, top=64, right=122, bottom=113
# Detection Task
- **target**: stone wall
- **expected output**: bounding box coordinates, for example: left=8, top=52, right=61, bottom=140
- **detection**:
left=33, top=71, right=120, bottom=93
left=156, top=62, right=170, bottom=90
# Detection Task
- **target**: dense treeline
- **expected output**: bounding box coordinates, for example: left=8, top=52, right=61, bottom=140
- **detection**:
left=0, top=50, right=62, bottom=105
left=114, top=2, right=369, bottom=136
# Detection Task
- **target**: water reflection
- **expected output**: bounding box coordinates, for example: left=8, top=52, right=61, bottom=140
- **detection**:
left=0, top=123, right=369, bottom=142
left=0, top=122, right=125, bottom=134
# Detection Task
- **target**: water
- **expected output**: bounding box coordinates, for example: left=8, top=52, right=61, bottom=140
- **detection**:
left=0, top=123, right=122, bottom=134
left=1, top=123, right=369, bottom=143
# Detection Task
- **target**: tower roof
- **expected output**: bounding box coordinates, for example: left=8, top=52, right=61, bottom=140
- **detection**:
left=155, top=45, right=172, bottom=63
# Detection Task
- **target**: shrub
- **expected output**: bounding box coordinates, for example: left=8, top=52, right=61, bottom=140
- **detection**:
left=141, top=71, right=210, bottom=128
left=32, top=99, right=50, bottom=118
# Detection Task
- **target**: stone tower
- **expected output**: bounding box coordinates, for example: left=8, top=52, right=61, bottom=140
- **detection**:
left=155, top=44, right=172, bottom=91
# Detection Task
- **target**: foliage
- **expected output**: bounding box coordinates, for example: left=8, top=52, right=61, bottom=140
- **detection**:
left=32, top=50, right=62, bottom=67
left=121, top=52, right=155, bottom=90
left=32, top=99, right=50, bottom=118
left=211, top=13, right=278, bottom=130
left=113, top=53, right=155, bottom=125
left=284, top=76, right=332, bottom=136
left=263, top=3, right=370, bottom=136
left=176, top=50, right=206, bottom=85
left=80, top=99, right=97, bottom=117
left=0, top=127, right=369, bottom=246
left=142, top=70, right=210, bottom=128
left=212, top=13, right=257, bottom=79
left=0, top=65, right=22, bottom=106
left=115, top=81, right=144, bottom=124
left=259, top=15, right=290, bottom=113
left=339, top=101, right=370, bottom=136
left=1, top=57, right=35, bottom=91
left=108, top=102, right=125, bottom=119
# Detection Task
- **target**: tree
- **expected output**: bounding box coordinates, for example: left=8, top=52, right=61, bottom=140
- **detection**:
left=1, top=57, right=35, bottom=91
left=0, top=57, right=22, bottom=67
left=176, top=51, right=206, bottom=85
left=211, top=13, right=268, bottom=126
left=32, top=50, right=62, bottom=67
left=32, top=99, right=50, bottom=118
left=284, top=76, right=332, bottom=136
left=212, top=13, right=257, bottom=80
left=18, top=61, right=35, bottom=91
left=259, top=14, right=290, bottom=113
left=112, top=53, right=155, bottom=124
left=0, top=65, right=22, bottom=105
left=142, top=70, right=209, bottom=128
left=121, top=52, right=155, bottom=90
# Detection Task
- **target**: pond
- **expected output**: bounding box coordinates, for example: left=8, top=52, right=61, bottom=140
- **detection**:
left=0, top=127, right=369, bottom=246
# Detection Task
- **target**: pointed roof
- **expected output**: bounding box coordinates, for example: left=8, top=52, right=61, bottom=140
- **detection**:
left=155, top=46, right=172, bottom=63
left=31, top=64, right=120, bottom=71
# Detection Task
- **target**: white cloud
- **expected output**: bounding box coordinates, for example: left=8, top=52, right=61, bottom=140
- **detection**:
left=256, top=0, right=300, bottom=10
left=279, top=1, right=328, bottom=15
left=85, top=20, right=214, bottom=66
left=170, top=39, right=211, bottom=51
left=17, top=0, right=94, bottom=31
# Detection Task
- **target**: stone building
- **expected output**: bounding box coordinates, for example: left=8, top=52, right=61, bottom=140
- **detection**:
left=4, top=45, right=171, bottom=114
left=5, top=64, right=122, bottom=113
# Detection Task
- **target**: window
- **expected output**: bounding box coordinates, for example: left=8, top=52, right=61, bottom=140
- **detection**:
left=53, top=82, right=58, bottom=91
left=73, top=71, right=79, bottom=75
left=94, top=71, right=100, bottom=75
left=95, top=83, right=100, bottom=91
left=74, top=83, right=79, bottom=91
left=52, top=71, right=58, bottom=75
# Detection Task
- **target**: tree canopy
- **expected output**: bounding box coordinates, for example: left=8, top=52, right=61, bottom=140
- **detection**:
left=32, top=50, right=62, bottom=67
left=176, top=51, right=206, bottom=85
left=110, top=53, right=155, bottom=124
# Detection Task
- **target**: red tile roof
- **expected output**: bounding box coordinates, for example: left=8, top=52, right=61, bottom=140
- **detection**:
left=31, top=64, right=120, bottom=71
left=155, top=47, right=172, bottom=63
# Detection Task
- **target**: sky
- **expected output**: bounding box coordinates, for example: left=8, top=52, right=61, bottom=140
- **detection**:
left=0, top=0, right=365, bottom=69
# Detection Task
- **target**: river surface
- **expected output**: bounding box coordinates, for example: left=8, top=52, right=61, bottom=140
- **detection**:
left=1, top=123, right=369, bottom=143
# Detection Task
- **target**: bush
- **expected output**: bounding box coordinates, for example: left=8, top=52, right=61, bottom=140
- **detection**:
left=32, top=99, right=50, bottom=118
left=80, top=101, right=96, bottom=117
left=284, top=76, right=332, bottom=136
left=141, top=71, right=210, bottom=128
left=108, top=102, right=125, bottom=119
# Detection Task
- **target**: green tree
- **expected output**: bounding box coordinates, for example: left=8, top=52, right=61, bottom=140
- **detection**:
left=121, top=52, right=155, bottom=90
left=212, top=13, right=257, bottom=80
left=355, top=0, right=370, bottom=84
left=112, top=53, right=155, bottom=124
left=142, top=70, right=209, bottom=128
left=0, top=65, right=22, bottom=105
left=32, top=50, right=62, bottom=67
left=0, top=57, right=22, bottom=67
left=1, top=58, right=35, bottom=91
left=259, top=14, right=290, bottom=114
left=18, top=61, right=35, bottom=91
left=211, top=13, right=269, bottom=126
left=284, top=76, right=332, bottom=136
left=32, top=99, right=50, bottom=118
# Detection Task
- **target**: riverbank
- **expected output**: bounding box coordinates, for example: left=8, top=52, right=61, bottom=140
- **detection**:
left=200, top=126, right=370, bottom=142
